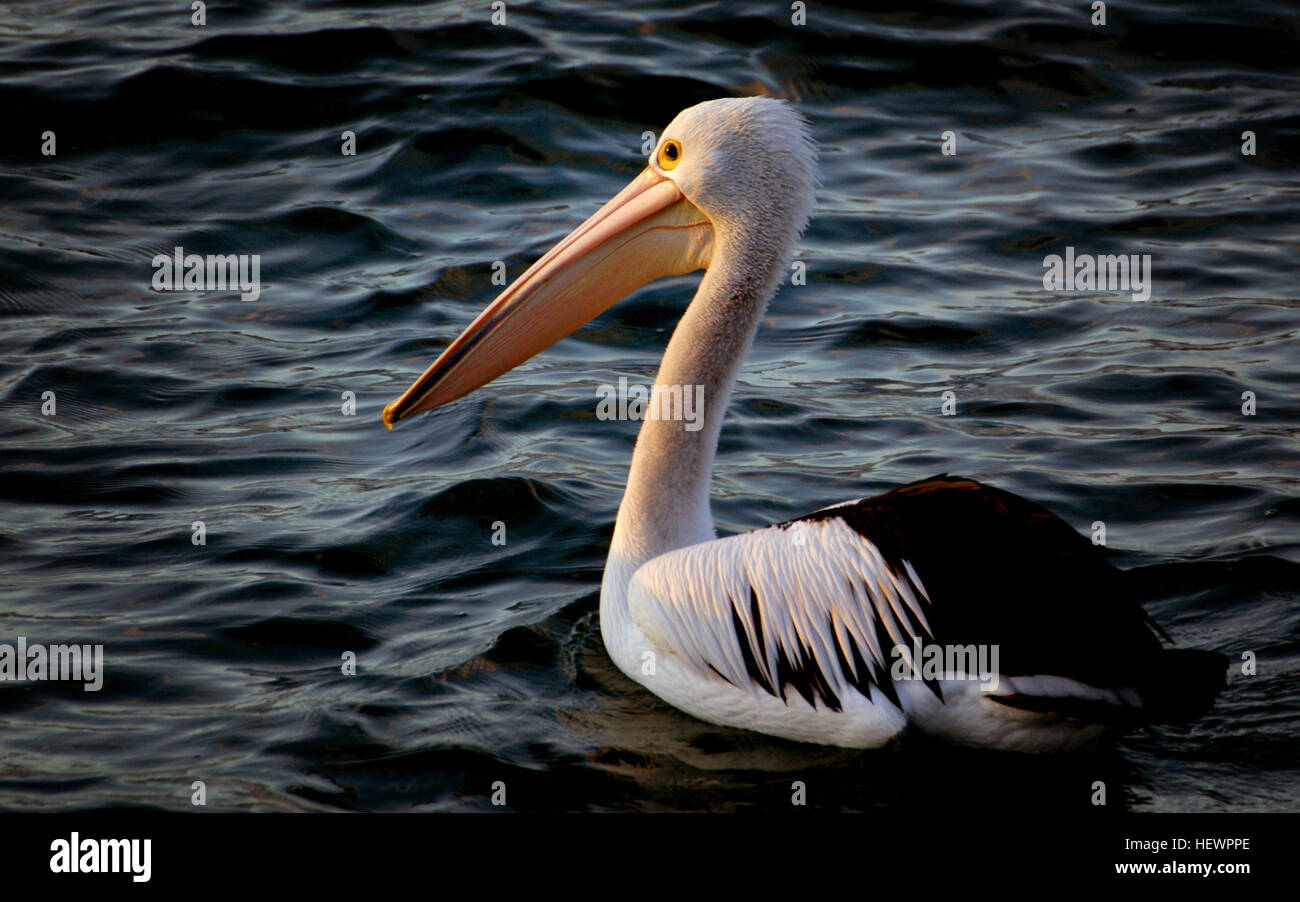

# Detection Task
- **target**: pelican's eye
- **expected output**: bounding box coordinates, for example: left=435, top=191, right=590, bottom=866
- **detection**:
left=657, top=139, right=682, bottom=171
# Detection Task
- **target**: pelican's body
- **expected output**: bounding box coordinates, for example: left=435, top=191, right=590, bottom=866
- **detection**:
left=385, top=97, right=1226, bottom=751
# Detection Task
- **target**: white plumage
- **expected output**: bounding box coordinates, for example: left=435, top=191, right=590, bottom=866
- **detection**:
left=621, top=515, right=926, bottom=747
left=628, top=515, right=930, bottom=708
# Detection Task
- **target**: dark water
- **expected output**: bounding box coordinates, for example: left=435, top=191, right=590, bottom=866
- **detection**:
left=0, top=0, right=1297, bottom=813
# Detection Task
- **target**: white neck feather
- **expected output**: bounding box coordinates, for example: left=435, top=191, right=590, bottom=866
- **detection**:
left=602, top=227, right=788, bottom=611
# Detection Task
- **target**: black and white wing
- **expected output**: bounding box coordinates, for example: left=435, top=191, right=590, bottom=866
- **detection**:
left=626, top=475, right=1212, bottom=724
left=627, top=497, right=938, bottom=714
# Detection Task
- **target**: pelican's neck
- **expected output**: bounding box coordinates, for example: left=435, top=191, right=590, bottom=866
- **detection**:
left=606, top=231, right=784, bottom=581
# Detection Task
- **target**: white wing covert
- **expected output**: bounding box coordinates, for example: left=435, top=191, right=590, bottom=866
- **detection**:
left=626, top=512, right=939, bottom=712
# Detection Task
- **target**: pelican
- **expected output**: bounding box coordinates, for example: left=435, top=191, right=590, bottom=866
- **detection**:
left=384, top=97, right=1227, bottom=751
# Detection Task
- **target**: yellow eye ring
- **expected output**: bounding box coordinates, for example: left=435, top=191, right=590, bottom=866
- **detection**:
left=657, top=139, right=682, bottom=170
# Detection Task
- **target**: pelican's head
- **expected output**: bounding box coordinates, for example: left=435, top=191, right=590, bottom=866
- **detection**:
left=383, top=96, right=818, bottom=427
left=645, top=96, right=817, bottom=256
